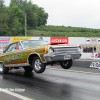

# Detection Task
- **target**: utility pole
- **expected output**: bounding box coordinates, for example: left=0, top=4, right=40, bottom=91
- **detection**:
left=25, top=13, right=27, bottom=36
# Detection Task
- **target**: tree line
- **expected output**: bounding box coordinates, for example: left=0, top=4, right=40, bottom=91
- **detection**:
left=35, top=25, right=100, bottom=33
left=0, top=0, right=48, bottom=36
left=27, top=25, right=100, bottom=37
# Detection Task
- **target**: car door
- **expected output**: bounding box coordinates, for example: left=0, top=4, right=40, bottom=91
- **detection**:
left=4, top=42, right=23, bottom=67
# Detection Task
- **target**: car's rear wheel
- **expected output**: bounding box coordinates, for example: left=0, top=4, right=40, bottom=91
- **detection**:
left=0, top=63, right=9, bottom=74
left=60, top=59, right=73, bottom=69
left=32, top=56, right=46, bottom=73
left=23, top=66, right=33, bottom=73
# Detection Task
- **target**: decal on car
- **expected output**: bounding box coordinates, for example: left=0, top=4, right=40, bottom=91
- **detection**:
left=5, top=53, right=22, bottom=62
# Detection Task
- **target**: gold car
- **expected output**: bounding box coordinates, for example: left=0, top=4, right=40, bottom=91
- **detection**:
left=0, top=40, right=82, bottom=74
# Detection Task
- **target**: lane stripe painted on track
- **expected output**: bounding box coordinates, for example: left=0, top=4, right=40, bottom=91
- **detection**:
left=47, top=67, right=100, bottom=75
left=0, top=88, right=34, bottom=100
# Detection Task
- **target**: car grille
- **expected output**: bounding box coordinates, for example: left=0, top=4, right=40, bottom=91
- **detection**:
left=53, top=47, right=79, bottom=53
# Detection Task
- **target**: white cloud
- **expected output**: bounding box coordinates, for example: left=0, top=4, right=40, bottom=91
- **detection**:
left=4, top=0, right=100, bottom=29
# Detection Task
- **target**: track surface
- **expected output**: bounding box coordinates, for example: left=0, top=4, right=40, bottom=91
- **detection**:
left=0, top=65, right=100, bottom=100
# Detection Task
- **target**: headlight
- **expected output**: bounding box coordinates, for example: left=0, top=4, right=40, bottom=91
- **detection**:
left=78, top=46, right=83, bottom=52
left=48, top=47, right=54, bottom=53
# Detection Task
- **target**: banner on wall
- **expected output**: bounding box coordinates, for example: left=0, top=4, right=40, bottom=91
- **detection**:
left=94, top=53, right=100, bottom=59
left=12, top=37, right=32, bottom=42
left=50, top=37, right=68, bottom=44
left=86, top=38, right=100, bottom=44
left=0, top=37, right=10, bottom=44
left=0, top=37, right=11, bottom=53
left=80, top=53, right=100, bottom=59
left=90, top=62, right=100, bottom=69
left=80, top=53, right=94, bottom=59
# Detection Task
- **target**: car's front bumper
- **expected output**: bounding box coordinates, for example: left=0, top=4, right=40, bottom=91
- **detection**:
left=44, top=53, right=82, bottom=62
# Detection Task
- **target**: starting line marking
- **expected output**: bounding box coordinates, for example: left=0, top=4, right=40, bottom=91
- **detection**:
left=0, top=88, right=33, bottom=100
left=47, top=67, right=100, bottom=75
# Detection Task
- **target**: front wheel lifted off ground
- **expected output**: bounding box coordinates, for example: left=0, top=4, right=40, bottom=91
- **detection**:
left=32, top=56, right=46, bottom=73
left=0, top=63, right=9, bottom=74
left=60, top=59, right=73, bottom=69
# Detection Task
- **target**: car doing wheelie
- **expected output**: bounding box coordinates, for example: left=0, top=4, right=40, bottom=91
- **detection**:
left=0, top=40, right=82, bottom=74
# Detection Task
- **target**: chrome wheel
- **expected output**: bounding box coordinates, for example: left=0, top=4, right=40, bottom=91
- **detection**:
left=32, top=56, right=46, bottom=73
left=0, top=63, right=3, bottom=73
left=34, top=59, right=41, bottom=70
left=0, top=63, right=9, bottom=74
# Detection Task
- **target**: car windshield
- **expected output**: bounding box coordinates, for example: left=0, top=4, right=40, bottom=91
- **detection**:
left=21, top=40, right=46, bottom=48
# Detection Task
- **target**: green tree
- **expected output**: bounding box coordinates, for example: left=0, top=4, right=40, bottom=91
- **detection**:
left=37, top=7, right=48, bottom=26
left=0, top=0, right=48, bottom=36
left=0, top=0, right=5, bottom=7
left=0, top=7, right=9, bottom=36
left=8, top=5, right=25, bottom=35
left=10, top=0, right=23, bottom=7
left=19, top=0, right=48, bottom=27
left=11, top=17, right=23, bottom=36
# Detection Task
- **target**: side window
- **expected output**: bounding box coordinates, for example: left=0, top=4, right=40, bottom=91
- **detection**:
left=6, top=42, right=23, bottom=52
left=15, top=43, right=19, bottom=50
left=7, top=43, right=16, bottom=52
left=14, top=42, right=23, bottom=50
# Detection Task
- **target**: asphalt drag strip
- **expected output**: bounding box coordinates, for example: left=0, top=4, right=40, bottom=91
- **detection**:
left=0, top=88, right=33, bottom=100
left=46, top=59, right=100, bottom=74
left=0, top=59, right=100, bottom=100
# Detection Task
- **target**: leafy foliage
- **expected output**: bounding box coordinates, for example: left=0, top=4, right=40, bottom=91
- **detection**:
left=0, top=0, right=48, bottom=36
left=27, top=25, right=100, bottom=37
left=0, top=0, right=5, bottom=7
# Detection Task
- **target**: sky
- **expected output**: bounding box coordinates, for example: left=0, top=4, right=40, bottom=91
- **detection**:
left=4, top=0, right=100, bottom=29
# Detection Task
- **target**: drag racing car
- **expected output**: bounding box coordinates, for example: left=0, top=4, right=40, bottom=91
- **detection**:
left=0, top=40, right=82, bottom=74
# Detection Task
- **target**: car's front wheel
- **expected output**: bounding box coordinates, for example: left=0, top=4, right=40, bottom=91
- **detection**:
left=0, top=63, right=9, bottom=74
left=60, top=59, right=73, bottom=69
left=32, top=56, right=46, bottom=73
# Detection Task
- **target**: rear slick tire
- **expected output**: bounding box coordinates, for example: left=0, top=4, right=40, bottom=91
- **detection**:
left=0, top=63, right=9, bottom=74
left=32, top=57, right=46, bottom=73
